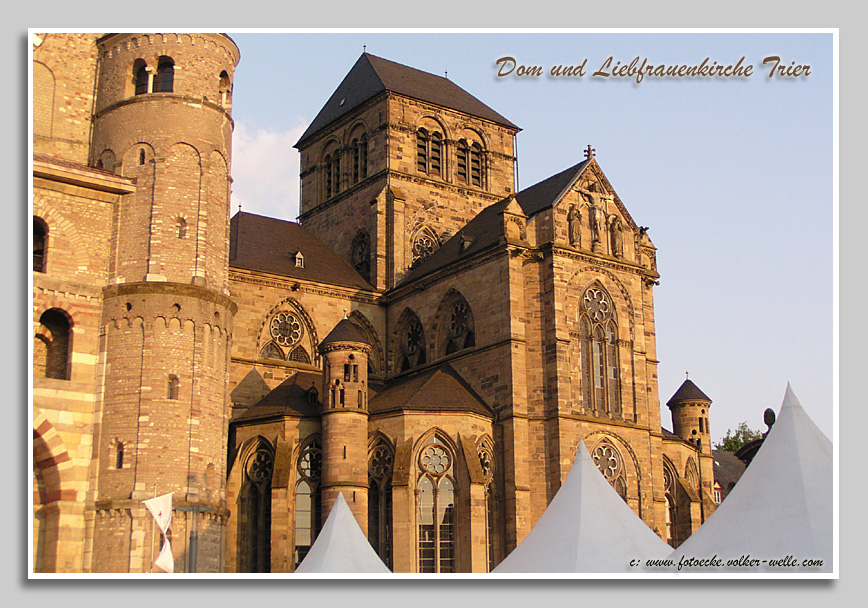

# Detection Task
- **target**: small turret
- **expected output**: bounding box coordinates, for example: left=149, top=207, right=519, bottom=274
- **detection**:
left=666, top=378, right=712, bottom=453
left=317, top=317, right=372, bottom=533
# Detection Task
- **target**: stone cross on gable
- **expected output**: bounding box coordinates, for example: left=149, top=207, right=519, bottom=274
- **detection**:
left=584, top=145, right=595, bottom=159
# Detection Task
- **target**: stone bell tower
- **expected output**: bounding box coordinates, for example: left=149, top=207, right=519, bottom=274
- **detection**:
left=88, top=33, right=239, bottom=573
left=317, top=318, right=371, bottom=532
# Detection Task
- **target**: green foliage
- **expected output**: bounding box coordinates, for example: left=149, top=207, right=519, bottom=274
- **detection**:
left=714, top=421, right=762, bottom=452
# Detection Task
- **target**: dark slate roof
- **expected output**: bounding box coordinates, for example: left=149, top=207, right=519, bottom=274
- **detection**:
left=513, top=159, right=589, bottom=217
left=320, top=318, right=370, bottom=347
left=400, top=160, right=590, bottom=284
left=296, top=53, right=519, bottom=147
left=666, top=379, right=712, bottom=406
left=229, top=211, right=373, bottom=290
left=712, top=449, right=747, bottom=497
left=232, top=371, right=322, bottom=422
left=368, top=364, right=493, bottom=417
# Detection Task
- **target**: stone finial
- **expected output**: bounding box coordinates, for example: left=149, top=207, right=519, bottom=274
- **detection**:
left=584, top=144, right=595, bottom=159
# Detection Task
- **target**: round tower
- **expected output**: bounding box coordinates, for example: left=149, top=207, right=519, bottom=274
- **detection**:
left=89, top=33, right=240, bottom=573
left=317, top=317, right=371, bottom=533
left=666, top=377, right=713, bottom=453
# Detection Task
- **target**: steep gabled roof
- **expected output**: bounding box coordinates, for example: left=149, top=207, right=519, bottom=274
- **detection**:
left=295, top=53, right=519, bottom=148
left=368, top=364, right=493, bottom=418
left=229, top=211, right=373, bottom=290
left=232, top=371, right=322, bottom=422
left=399, top=160, right=590, bottom=284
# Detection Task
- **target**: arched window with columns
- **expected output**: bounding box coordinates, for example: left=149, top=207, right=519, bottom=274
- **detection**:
left=579, top=283, right=622, bottom=417
left=417, top=435, right=457, bottom=573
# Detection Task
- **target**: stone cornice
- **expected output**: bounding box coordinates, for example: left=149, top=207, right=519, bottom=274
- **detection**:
left=229, top=268, right=382, bottom=304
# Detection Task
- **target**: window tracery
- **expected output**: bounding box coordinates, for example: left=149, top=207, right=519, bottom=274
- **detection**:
left=579, top=285, right=621, bottom=417
left=443, top=297, right=475, bottom=355
left=417, top=436, right=456, bottom=573
left=591, top=441, right=628, bottom=501
left=295, top=439, right=322, bottom=568
left=398, top=312, right=426, bottom=372
left=351, top=230, right=371, bottom=283
left=411, top=227, right=439, bottom=266
left=368, top=438, right=394, bottom=568
left=270, top=311, right=303, bottom=347
left=239, top=441, right=274, bottom=572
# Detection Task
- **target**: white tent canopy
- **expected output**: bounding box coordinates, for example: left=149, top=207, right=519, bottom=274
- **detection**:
left=671, top=384, right=833, bottom=573
left=492, top=440, right=671, bottom=573
left=294, top=492, right=391, bottom=574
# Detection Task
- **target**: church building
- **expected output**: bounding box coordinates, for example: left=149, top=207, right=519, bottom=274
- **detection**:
left=32, top=32, right=717, bottom=574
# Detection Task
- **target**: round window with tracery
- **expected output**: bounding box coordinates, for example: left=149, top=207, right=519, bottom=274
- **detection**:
left=413, top=233, right=436, bottom=262
left=298, top=442, right=322, bottom=481
left=270, top=312, right=303, bottom=346
left=369, top=443, right=394, bottom=479
left=583, top=288, right=611, bottom=322
left=592, top=443, right=623, bottom=481
left=448, top=301, right=469, bottom=338
left=246, top=449, right=274, bottom=485
left=420, top=444, right=451, bottom=475
left=405, top=319, right=423, bottom=355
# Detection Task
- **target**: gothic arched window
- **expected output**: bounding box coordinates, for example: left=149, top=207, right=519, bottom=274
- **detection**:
left=439, top=292, right=475, bottom=356
left=411, top=226, right=438, bottom=267
left=478, top=437, right=498, bottom=570
left=368, top=438, right=394, bottom=569
left=663, top=460, right=679, bottom=547
left=239, top=442, right=274, bottom=572
left=591, top=441, right=628, bottom=502
left=579, top=285, right=621, bottom=417
left=351, top=230, right=371, bottom=283
left=295, top=439, right=322, bottom=568
left=398, top=311, right=426, bottom=372
left=417, top=436, right=456, bottom=573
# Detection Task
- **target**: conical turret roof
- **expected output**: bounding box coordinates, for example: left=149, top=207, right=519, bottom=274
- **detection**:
left=666, top=378, right=712, bottom=406
left=319, top=318, right=370, bottom=349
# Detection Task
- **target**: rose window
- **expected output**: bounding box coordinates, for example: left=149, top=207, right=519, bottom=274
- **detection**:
left=247, top=449, right=273, bottom=485
left=369, top=444, right=394, bottom=479
left=583, top=289, right=611, bottom=322
left=592, top=443, right=622, bottom=481
left=420, top=445, right=451, bottom=475
left=270, top=312, right=302, bottom=346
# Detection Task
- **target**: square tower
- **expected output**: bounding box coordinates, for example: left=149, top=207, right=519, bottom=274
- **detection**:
left=295, top=54, right=520, bottom=290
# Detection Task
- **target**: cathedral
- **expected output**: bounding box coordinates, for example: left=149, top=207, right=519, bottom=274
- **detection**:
left=32, top=32, right=718, bottom=574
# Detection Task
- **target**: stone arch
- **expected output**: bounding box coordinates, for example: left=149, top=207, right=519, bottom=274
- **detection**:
left=31, top=198, right=92, bottom=274
left=582, top=430, right=643, bottom=513
left=432, top=288, right=476, bottom=358
left=257, top=297, right=320, bottom=365
left=567, top=267, right=636, bottom=339
left=122, top=141, right=156, bottom=175
left=684, top=457, right=700, bottom=494
left=348, top=311, right=383, bottom=376
left=392, top=307, right=427, bottom=374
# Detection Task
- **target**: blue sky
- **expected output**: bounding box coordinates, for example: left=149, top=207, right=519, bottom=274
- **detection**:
left=226, top=31, right=834, bottom=444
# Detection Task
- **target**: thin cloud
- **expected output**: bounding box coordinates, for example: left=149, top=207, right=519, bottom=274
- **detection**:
left=231, top=121, right=307, bottom=222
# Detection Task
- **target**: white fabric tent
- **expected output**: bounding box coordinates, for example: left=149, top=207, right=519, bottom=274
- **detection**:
left=492, top=440, right=671, bottom=573
left=671, top=384, right=833, bottom=573
left=294, top=492, right=391, bottom=574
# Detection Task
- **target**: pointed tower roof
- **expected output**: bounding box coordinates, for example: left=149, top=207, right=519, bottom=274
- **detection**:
left=295, top=53, right=519, bottom=148
left=670, top=384, right=833, bottom=572
left=492, top=440, right=670, bottom=573
left=319, top=317, right=370, bottom=349
left=666, top=378, right=712, bottom=406
left=294, top=493, right=391, bottom=573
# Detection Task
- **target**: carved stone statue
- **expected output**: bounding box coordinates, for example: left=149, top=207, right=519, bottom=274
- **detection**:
left=588, top=198, right=601, bottom=248
left=610, top=216, right=623, bottom=258
left=567, top=204, right=581, bottom=247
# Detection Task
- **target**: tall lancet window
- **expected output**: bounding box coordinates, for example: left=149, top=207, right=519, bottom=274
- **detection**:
left=417, top=436, right=456, bottom=573
left=295, top=439, right=322, bottom=568
left=368, top=438, right=394, bottom=569
left=579, top=284, right=622, bottom=417
left=239, top=442, right=274, bottom=572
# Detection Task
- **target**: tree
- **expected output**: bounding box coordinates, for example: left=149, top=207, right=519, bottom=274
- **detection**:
left=714, top=421, right=762, bottom=452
